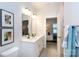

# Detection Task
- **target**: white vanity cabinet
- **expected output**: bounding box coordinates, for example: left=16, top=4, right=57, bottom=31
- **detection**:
left=21, top=35, right=44, bottom=57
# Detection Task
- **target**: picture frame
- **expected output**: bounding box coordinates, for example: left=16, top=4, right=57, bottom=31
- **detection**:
left=0, top=9, right=14, bottom=46
left=0, top=28, right=14, bottom=46
left=0, top=9, right=14, bottom=27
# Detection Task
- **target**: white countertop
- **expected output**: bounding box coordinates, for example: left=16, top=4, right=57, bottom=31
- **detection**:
left=22, top=35, right=44, bottom=43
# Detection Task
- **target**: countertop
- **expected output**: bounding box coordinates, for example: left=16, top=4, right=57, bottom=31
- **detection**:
left=22, top=35, right=44, bottom=43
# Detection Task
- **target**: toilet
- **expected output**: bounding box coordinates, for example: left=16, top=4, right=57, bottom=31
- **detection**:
left=0, top=47, right=19, bottom=57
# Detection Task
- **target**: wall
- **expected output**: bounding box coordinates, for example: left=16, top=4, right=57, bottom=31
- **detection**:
left=32, top=16, right=38, bottom=35
left=0, top=2, right=22, bottom=56
left=64, top=2, right=79, bottom=25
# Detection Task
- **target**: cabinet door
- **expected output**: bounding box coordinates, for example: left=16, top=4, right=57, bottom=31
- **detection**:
left=37, top=37, right=43, bottom=53
left=21, top=42, right=35, bottom=57
left=34, top=41, right=40, bottom=56
left=39, top=38, right=43, bottom=52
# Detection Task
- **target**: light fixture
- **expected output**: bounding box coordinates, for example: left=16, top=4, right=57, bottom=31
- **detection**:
left=22, top=8, right=33, bottom=16
left=32, top=15, right=37, bottom=18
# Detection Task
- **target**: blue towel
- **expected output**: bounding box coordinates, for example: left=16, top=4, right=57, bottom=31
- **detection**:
left=64, top=26, right=76, bottom=57
left=75, top=27, right=79, bottom=57
left=71, top=26, right=76, bottom=57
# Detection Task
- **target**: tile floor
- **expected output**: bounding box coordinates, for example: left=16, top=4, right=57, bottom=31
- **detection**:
left=40, top=42, right=58, bottom=57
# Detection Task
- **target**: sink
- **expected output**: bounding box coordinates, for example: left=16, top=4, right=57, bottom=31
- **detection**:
left=22, top=35, right=44, bottom=43
left=22, top=36, right=36, bottom=40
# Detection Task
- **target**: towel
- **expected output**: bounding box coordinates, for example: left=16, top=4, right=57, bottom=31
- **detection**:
left=63, top=25, right=77, bottom=57
left=75, top=27, right=79, bottom=47
left=75, top=27, right=79, bottom=57
left=62, top=25, right=69, bottom=48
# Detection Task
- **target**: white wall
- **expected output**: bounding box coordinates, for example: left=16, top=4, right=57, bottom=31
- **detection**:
left=64, top=2, right=79, bottom=25
left=0, top=2, right=22, bottom=56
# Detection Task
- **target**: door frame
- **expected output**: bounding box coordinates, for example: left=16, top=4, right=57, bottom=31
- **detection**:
left=46, top=17, right=57, bottom=42
left=45, top=3, right=64, bottom=57
left=45, top=17, right=64, bottom=57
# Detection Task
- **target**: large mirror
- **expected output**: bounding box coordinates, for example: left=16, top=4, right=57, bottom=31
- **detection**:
left=22, top=13, right=37, bottom=38
left=22, top=14, right=32, bottom=36
left=22, top=20, right=28, bottom=35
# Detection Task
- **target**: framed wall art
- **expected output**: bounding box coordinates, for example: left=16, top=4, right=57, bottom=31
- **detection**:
left=0, top=28, right=14, bottom=46
left=0, top=9, right=14, bottom=27
left=0, top=9, right=14, bottom=46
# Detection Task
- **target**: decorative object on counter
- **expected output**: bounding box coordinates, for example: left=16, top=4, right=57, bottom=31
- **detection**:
left=27, top=35, right=30, bottom=39
left=0, top=9, right=14, bottom=46
left=25, top=33, right=30, bottom=39
left=32, top=33, right=36, bottom=37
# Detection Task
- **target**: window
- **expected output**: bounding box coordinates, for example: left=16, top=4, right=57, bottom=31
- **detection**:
left=53, top=24, right=57, bottom=33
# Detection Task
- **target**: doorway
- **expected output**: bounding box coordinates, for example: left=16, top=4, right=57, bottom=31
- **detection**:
left=46, top=17, right=58, bottom=57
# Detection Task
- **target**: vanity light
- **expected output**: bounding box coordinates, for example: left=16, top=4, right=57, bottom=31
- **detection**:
left=22, top=8, right=32, bottom=16
left=32, top=15, right=37, bottom=18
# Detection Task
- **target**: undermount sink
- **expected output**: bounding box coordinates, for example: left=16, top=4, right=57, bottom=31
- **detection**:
left=22, top=36, right=38, bottom=43
left=27, top=36, right=36, bottom=39
left=22, top=35, right=44, bottom=43
left=23, top=36, right=35, bottom=39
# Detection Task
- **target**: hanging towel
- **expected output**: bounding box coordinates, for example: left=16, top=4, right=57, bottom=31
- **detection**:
left=71, top=26, right=76, bottom=57
left=75, top=27, right=79, bottom=57
left=63, top=25, right=77, bottom=57
left=62, top=25, right=69, bottom=48
left=75, top=27, right=79, bottom=47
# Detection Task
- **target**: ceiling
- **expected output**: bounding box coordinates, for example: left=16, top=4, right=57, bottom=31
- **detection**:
left=31, top=2, right=60, bottom=10
left=30, top=2, right=61, bottom=16
left=22, top=2, right=61, bottom=17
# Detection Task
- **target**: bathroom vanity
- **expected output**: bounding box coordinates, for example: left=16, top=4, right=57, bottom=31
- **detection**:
left=21, top=35, right=44, bottom=57
left=21, top=12, right=44, bottom=57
